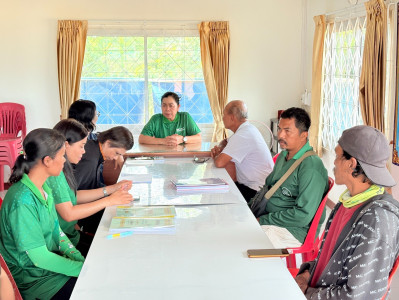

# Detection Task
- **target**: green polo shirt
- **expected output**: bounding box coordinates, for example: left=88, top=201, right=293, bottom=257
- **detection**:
left=46, top=171, right=80, bottom=246
left=141, top=112, right=201, bottom=138
left=0, top=174, right=69, bottom=299
left=259, top=141, right=328, bottom=243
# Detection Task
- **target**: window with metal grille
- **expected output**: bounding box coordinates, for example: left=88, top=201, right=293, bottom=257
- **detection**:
left=80, top=22, right=213, bottom=138
left=320, top=16, right=365, bottom=150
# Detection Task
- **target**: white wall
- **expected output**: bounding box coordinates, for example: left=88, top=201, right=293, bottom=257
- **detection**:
left=0, top=0, right=304, bottom=132
left=305, top=0, right=399, bottom=201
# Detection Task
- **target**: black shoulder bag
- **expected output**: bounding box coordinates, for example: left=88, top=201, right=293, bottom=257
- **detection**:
left=248, top=151, right=316, bottom=218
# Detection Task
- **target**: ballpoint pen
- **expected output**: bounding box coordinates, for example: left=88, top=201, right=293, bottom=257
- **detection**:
left=106, top=231, right=134, bottom=239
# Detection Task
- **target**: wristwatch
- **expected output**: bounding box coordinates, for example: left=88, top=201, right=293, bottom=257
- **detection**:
left=183, top=136, right=188, bottom=143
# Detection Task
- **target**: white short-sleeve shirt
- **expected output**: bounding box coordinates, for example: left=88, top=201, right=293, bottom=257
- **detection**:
left=222, top=121, right=274, bottom=191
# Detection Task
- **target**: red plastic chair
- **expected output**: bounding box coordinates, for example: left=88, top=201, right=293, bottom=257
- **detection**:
left=0, top=103, right=26, bottom=140
left=286, top=177, right=334, bottom=269
left=0, top=103, right=26, bottom=191
left=272, top=153, right=280, bottom=163
left=0, top=253, right=23, bottom=300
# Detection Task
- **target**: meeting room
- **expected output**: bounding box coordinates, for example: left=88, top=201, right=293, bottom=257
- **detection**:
left=1, top=0, right=399, bottom=299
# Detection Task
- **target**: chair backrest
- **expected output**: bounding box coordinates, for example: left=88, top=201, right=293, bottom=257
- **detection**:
left=382, top=255, right=399, bottom=300
left=247, top=120, right=274, bottom=151
left=0, top=253, right=23, bottom=300
left=302, top=177, right=334, bottom=247
left=0, top=103, right=26, bottom=139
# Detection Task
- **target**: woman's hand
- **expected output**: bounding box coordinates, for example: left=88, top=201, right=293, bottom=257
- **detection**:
left=110, top=180, right=132, bottom=193
left=106, top=189, right=133, bottom=206
left=113, top=155, right=125, bottom=170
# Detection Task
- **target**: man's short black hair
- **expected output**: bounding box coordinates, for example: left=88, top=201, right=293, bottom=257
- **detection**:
left=280, top=107, right=311, bottom=133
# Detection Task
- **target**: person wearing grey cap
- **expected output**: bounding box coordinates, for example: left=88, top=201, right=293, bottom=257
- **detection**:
left=295, top=125, right=399, bottom=299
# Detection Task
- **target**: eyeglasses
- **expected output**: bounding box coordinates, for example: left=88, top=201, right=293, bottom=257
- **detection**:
left=96, top=111, right=101, bottom=117
left=193, top=156, right=210, bottom=164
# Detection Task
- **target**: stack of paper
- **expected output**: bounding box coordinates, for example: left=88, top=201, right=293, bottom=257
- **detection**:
left=116, top=206, right=176, bottom=218
left=171, top=178, right=229, bottom=192
left=119, top=173, right=153, bottom=183
left=109, top=206, right=176, bottom=234
left=125, top=156, right=164, bottom=165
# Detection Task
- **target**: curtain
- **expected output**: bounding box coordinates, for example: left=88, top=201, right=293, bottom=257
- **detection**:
left=359, top=0, right=387, bottom=133
left=309, top=15, right=326, bottom=156
left=57, top=20, right=88, bottom=119
left=198, top=21, right=230, bottom=142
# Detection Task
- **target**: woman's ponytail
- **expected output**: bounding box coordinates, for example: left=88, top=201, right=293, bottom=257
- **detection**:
left=9, top=154, right=31, bottom=184
left=7, top=128, right=65, bottom=185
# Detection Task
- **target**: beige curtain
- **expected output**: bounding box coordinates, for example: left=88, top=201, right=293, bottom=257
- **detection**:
left=359, top=0, right=387, bottom=133
left=198, top=21, right=230, bottom=142
left=309, top=15, right=326, bottom=156
left=57, top=20, right=88, bottom=119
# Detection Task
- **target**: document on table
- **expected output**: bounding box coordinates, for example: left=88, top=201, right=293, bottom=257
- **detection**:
left=109, top=217, right=175, bottom=233
left=116, top=206, right=176, bottom=218
left=120, top=173, right=152, bottom=183
left=171, top=177, right=229, bottom=192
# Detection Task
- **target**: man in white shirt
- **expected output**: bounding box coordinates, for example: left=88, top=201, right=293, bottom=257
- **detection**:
left=211, top=100, right=274, bottom=202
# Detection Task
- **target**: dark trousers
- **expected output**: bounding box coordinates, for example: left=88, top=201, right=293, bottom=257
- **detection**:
left=76, top=231, right=94, bottom=257
left=78, top=209, right=104, bottom=235
left=51, top=277, right=77, bottom=300
left=235, top=182, right=257, bottom=203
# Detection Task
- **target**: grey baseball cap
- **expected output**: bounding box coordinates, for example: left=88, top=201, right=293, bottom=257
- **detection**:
left=338, top=125, right=395, bottom=187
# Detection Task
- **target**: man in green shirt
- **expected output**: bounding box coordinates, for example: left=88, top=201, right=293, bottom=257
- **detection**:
left=258, top=108, right=328, bottom=248
left=139, top=92, right=201, bottom=145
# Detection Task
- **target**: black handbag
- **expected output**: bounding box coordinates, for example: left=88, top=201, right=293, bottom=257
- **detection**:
left=248, top=151, right=316, bottom=218
left=248, top=184, right=270, bottom=218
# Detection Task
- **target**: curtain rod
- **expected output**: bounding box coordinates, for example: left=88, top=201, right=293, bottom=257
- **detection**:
left=88, top=20, right=201, bottom=25
left=325, top=3, right=365, bottom=17
left=325, top=0, right=395, bottom=17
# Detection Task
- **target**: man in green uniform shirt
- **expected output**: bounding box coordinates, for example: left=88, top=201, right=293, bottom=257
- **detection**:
left=139, top=92, right=201, bottom=145
left=258, top=108, right=328, bottom=248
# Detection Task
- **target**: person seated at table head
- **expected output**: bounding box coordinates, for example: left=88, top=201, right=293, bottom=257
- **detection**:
left=74, top=125, right=134, bottom=234
left=258, top=107, right=329, bottom=248
left=139, top=91, right=201, bottom=146
left=0, top=128, right=85, bottom=299
left=47, top=119, right=133, bottom=256
left=210, top=100, right=274, bottom=202
left=295, top=125, right=399, bottom=299
left=68, top=99, right=99, bottom=141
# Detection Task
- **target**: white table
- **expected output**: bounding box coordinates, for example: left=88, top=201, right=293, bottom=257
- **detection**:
left=71, top=158, right=305, bottom=300
left=121, top=158, right=245, bottom=206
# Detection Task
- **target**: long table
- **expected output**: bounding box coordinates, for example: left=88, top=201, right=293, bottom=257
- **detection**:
left=71, top=158, right=305, bottom=299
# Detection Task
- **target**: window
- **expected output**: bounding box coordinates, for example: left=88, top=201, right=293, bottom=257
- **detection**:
left=80, top=22, right=213, bottom=138
left=320, top=16, right=366, bottom=150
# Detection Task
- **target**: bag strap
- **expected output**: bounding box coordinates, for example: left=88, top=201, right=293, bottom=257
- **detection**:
left=265, top=150, right=317, bottom=199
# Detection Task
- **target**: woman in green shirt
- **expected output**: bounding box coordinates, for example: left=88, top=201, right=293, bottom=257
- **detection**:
left=47, top=119, right=133, bottom=256
left=139, top=91, right=201, bottom=145
left=0, top=128, right=84, bottom=299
